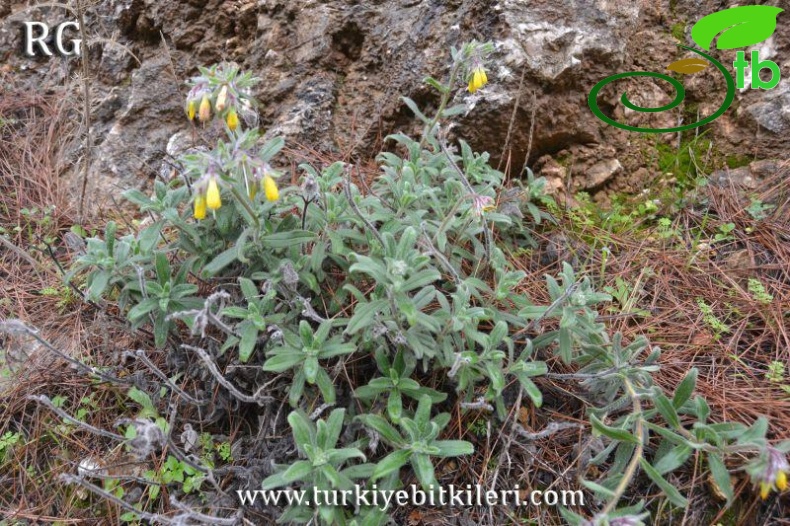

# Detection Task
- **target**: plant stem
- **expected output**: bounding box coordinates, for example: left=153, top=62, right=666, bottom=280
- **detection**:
left=432, top=194, right=468, bottom=246
left=343, top=176, right=385, bottom=250
left=182, top=344, right=273, bottom=406
left=601, top=376, right=645, bottom=515
left=28, top=395, right=126, bottom=441
left=229, top=186, right=260, bottom=229
left=301, top=196, right=311, bottom=231
left=438, top=140, right=492, bottom=261
left=419, top=60, right=461, bottom=151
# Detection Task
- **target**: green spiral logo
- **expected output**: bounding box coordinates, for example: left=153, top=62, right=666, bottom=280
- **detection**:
left=588, top=45, right=736, bottom=134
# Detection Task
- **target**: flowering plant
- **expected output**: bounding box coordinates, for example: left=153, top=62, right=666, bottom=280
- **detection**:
left=58, top=44, right=789, bottom=526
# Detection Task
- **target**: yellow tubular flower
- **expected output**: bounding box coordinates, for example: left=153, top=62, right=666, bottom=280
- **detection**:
left=187, top=99, right=196, bottom=121
left=760, top=482, right=771, bottom=500
left=475, top=68, right=485, bottom=89
left=227, top=108, right=239, bottom=131
left=199, top=94, right=211, bottom=122
left=215, top=85, right=228, bottom=112
left=467, top=74, right=477, bottom=93
left=468, top=67, right=488, bottom=93
left=206, top=177, right=222, bottom=210
left=193, top=194, right=207, bottom=219
left=777, top=471, right=788, bottom=492
left=263, top=174, right=279, bottom=201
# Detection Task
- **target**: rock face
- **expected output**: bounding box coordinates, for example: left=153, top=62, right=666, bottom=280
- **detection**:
left=1, top=1, right=788, bottom=206
left=710, top=159, right=785, bottom=189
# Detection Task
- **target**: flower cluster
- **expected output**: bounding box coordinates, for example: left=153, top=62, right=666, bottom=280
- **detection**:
left=457, top=40, right=492, bottom=94
left=470, top=192, right=495, bottom=216
left=746, top=445, right=789, bottom=500
left=191, top=170, right=221, bottom=220
left=190, top=161, right=280, bottom=219
left=181, top=64, right=280, bottom=220
left=186, top=84, right=241, bottom=131
left=185, top=63, right=257, bottom=132
left=239, top=162, right=280, bottom=203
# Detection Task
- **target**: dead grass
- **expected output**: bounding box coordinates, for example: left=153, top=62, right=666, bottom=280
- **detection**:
left=0, top=78, right=122, bottom=521
left=0, top=78, right=82, bottom=334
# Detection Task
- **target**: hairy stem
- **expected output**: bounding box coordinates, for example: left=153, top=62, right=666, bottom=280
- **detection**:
left=343, top=174, right=385, bottom=249
left=229, top=185, right=260, bottom=229
left=601, top=376, right=645, bottom=515
left=125, top=349, right=208, bottom=406
left=438, top=140, right=492, bottom=261
left=28, top=395, right=126, bottom=441
left=419, top=59, right=461, bottom=151
left=182, top=344, right=273, bottom=406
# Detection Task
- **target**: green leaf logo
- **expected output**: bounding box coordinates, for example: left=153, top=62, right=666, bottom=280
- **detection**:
left=691, top=5, right=783, bottom=50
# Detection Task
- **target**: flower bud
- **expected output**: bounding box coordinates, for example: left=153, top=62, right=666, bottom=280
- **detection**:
left=199, top=94, right=211, bottom=122
left=215, top=85, right=229, bottom=112
left=226, top=108, right=239, bottom=131
left=206, top=177, right=222, bottom=210
left=193, top=194, right=207, bottom=219
left=263, top=174, right=279, bottom=201
left=186, top=99, right=196, bottom=121
left=777, top=470, right=788, bottom=492
left=301, top=175, right=319, bottom=202
left=761, top=481, right=771, bottom=500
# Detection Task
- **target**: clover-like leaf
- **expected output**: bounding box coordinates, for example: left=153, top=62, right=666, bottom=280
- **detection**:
left=666, top=57, right=709, bottom=74
left=691, top=6, right=783, bottom=51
